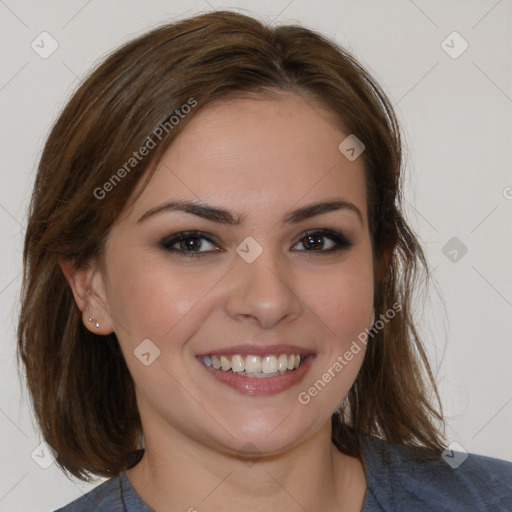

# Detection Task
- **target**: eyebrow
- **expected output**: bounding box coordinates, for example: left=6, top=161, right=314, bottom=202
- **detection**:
left=137, top=198, right=363, bottom=226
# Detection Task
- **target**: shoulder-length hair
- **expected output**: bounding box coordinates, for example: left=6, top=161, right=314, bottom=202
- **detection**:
left=17, top=10, right=444, bottom=481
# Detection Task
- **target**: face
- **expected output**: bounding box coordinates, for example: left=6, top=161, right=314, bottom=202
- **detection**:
left=92, top=92, right=374, bottom=457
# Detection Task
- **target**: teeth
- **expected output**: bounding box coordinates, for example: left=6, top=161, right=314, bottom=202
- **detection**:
left=231, top=354, right=244, bottom=373
left=201, top=353, right=304, bottom=375
left=220, top=355, right=231, bottom=371
left=262, top=355, right=277, bottom=374
left=244, top=355, right=261, bottom=373
left=277, top=354, right=288, bottom=371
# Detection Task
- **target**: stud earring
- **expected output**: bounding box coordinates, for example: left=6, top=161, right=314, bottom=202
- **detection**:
left=88, top=317, right=100, bottom=329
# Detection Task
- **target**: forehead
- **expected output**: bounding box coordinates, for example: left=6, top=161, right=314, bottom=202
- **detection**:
left=130, top=92, right=368, bottom=225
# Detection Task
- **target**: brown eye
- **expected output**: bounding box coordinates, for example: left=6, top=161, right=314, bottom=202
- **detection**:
left=161, top=231, right=221, bottom=257
left=292, top=230, right=353, bottom=253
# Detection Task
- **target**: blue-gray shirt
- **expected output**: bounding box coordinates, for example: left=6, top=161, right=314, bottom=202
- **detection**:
left=55, top=435, right=512, bottom=511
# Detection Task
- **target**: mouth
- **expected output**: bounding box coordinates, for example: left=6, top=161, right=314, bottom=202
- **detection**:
left=200, top=353, right=305, bottom=377
left=196, top=346, right=315, bottom=395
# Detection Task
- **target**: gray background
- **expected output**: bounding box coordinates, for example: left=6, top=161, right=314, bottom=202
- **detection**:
left=0, top=0, right=511, bottom=510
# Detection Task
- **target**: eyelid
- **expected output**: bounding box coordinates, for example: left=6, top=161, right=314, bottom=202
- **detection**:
left=160, top=228, right=353, bottom=260
left=160, top=230, right=222, bottom=253
left=291, top=228, right=354, bottom=252
left=293, top=228, right=352, bottom=244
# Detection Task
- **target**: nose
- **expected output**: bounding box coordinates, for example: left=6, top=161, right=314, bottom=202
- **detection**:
left=224, top=248, right=303, bottom=329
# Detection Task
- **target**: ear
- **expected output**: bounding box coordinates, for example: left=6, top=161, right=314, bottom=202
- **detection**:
left=58, top=256, right=115, bottom=335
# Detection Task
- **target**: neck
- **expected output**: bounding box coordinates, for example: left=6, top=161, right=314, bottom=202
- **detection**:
left=126, top=421, right=367, bottom=512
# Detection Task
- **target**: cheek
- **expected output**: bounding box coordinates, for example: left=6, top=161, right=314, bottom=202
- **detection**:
left=301, top=252, right=374, bottom=344
left=105, top=258, right=219, bottom=397
left=296, top=255, right=373, bottom=410
left=104, top=250, right=224, bottom=344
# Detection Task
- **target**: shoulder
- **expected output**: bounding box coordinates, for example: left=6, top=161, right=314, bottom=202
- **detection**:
left=53, top=475, right=123, bottom=512
left=360, top=435, right=512, bottom=511
left=54, top=471, right=152, bottom=512
left=54, top=471, right=153, bottom=512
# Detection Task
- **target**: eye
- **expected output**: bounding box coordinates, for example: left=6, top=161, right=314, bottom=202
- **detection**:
left=160, top=229, right=352, bottom=258
left=292, top=229, right=353, bottom=253
left=160, top=230, right=221, bottom=257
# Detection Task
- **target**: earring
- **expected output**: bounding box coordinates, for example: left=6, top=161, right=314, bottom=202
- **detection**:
left=88, top=317, right=100, bottom=329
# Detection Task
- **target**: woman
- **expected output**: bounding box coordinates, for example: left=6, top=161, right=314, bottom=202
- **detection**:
left=17, top=10, right=511, bottom=511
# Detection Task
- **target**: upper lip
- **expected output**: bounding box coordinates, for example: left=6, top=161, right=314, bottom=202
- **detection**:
left=196, top=344, right=315, bottom=357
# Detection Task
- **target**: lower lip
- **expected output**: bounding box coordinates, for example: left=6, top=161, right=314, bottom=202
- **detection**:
left=198, top=355, right=315, bottom=396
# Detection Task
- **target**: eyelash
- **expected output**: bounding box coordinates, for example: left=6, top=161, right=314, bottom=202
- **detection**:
left=159, top=229, right=353, bottom=258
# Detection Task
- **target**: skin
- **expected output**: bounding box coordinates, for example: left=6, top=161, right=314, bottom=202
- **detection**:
left=62, top=91, right=374, bottom=511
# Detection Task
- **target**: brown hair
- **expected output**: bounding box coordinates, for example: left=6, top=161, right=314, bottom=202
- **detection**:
left=17, top=10, right=445, bottom=482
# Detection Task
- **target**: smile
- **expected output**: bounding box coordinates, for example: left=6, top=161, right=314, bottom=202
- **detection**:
left=197, top=349, right=315, bottom=396
left=201, top=353, right=304, bottom=377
